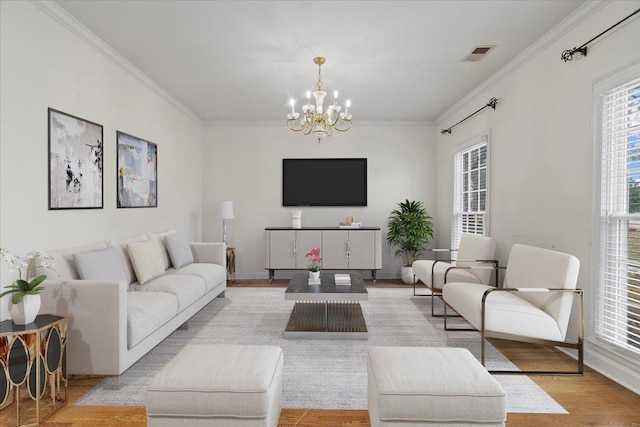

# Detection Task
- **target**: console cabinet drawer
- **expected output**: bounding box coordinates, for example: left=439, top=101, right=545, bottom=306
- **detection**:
left=264, top=228, right=381, bottom=280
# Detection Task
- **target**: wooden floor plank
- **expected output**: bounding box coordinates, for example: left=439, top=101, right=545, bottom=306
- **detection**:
left=2, top=281, right=639, bottom=426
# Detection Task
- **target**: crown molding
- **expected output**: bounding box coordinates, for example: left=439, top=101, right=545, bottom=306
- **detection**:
left=202, top=120, right=284, bottom=127
left=31, top=0, right=203, bottom=125
left=436, top=0, right=609, bottom=124
left=202, top=119, right=436, bottom=127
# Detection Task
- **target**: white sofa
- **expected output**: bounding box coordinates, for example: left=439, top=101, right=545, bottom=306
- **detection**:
left=39, top=230, right=227, bottom=376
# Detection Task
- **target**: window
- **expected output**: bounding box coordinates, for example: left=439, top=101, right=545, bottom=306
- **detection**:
left=597, top=73, right=640, bottom=356
left=452, top=135, right=489, bottom=250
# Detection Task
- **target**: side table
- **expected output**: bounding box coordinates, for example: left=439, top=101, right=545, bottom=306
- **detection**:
left=226, top=247, right=236, bottom=282
left=0, top=314, right=68, bottom=427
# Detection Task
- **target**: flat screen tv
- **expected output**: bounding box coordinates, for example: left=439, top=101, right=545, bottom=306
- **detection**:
left=282, top=158, right=367, bottom=207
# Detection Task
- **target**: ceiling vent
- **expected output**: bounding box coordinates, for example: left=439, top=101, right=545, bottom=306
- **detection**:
left=462, top=45, right=496, bottom=62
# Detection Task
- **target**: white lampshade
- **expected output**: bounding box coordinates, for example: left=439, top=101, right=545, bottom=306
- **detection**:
left=216, top=201, right=234, bottom=219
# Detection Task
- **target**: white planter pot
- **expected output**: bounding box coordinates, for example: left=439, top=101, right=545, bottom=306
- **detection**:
left=9, top=293, right=41, bottom=325
left=401, top=266, right=418, bottom=284
left=309, top=270, right=320, bottom=281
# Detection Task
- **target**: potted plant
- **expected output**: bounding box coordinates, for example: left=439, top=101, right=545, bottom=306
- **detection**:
left=0, top=249, right=55, bottom=325
left=386, top=199, right=434, bottom=284
left=305, top=247, right=322, bottom=282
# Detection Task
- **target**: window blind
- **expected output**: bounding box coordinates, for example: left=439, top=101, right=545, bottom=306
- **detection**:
left=598, top=76, right=640, bottom=355
left=452, top=139, right=489, bottom=252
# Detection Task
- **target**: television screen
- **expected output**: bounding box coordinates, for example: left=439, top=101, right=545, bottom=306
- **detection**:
left=282, top=158, right=367, bottom=207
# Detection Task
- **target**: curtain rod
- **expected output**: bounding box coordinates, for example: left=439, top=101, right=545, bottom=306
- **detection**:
left=561, top=7, right=640, bottom=62
left=441, top=97, right=498, bottom=135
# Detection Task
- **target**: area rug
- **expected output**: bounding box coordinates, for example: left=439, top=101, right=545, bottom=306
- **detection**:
left=77, top=287, right=566, bottom=413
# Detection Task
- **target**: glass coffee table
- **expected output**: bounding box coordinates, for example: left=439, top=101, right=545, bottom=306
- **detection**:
left=284, top=272, right=368, bottom=339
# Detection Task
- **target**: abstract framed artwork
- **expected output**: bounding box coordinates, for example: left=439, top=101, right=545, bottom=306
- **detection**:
left=48, top=108, right=103, bottom=210
left=117, top=131, right=158, bottom=208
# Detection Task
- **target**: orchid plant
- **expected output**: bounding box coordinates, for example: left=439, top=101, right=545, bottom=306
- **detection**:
left=305, top=247, right=322, bottom=272
left=0, top=248, right=56, bottom=304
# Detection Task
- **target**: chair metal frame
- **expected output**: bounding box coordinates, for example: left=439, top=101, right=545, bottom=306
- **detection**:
left=414, top=259, right=499, bottom=317
left=444, top=286, right=584, bottom=376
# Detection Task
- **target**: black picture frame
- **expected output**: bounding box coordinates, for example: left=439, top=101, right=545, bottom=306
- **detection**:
left=116, top=131, right=158, bottom=208
left=48, top=108, right=103, bottom=210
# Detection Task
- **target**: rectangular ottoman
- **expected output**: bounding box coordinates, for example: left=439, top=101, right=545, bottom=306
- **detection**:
left=146, top=344, right=284, bottom=427
left=368, top=347, right=506, bottom=427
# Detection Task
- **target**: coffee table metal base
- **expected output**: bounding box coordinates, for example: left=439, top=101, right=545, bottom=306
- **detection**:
left=285, top=301, right=368, bottom=339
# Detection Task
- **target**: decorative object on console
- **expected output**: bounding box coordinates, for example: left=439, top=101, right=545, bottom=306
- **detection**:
left=117, top=131, right=158, bottom=208
left=286, top=57, right=352, bottom=143
left=216, top=200, right=234, bottom=244
left=306, top=247, right=322, bottom=281
left=48, top=108, right=103, bottom=210
left=291, top=210, right=302, bottom=229
left=387, top=200, right=434, bottom=284
left=0, top=249, right=56, bottom=325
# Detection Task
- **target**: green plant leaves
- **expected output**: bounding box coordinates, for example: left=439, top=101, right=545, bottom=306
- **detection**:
left=387, top=199, right=434, bottom=266
left=11, top=293, right=24, bottom=304
left=0, top=274, right=47, bottom=302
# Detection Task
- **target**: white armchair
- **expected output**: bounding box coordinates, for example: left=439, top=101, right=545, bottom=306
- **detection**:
left=442, top=243, right=583, bottom=375
left=412, top=233, right=497, bottom=316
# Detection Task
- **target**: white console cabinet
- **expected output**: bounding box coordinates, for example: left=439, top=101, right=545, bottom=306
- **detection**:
left=264, top=227, right=382, bottom=281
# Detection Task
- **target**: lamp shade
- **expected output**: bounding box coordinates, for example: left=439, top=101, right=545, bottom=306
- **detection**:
left=216, top=201, right=234, bottom=219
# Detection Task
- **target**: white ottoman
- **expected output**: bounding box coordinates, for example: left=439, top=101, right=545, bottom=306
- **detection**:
left=146, top=344, right=283, bottom=427
left=368, top=347, right=506, bottom=427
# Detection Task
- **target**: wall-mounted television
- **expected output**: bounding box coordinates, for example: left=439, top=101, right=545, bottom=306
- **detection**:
left=282, top=158, right=367, bottom=207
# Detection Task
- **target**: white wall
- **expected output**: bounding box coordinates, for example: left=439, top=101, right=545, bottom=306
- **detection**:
left=202, top=124, right=436, bottom=279
left=0, top=2, right=203, bottom=318
left=433, top=1, right=640, bottom=392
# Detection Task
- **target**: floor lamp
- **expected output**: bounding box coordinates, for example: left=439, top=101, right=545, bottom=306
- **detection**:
left=216, top=201, right=234, bottom=245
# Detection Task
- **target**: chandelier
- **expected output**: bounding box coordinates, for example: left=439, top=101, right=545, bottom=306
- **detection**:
left=287, top=57, right=352, bottom=142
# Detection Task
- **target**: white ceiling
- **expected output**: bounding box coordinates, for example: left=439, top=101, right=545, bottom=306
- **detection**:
left=55, top=0, right=586, bottom=123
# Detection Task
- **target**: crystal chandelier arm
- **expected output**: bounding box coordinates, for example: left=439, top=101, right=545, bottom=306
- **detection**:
left=333, top=119, right=352, bottom=132
left=287, top=118, right=305, bottom=132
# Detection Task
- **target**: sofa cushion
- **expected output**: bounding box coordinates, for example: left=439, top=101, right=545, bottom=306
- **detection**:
left=128, top=240, right=165, bottom=284
left=39, top=241, right=108, bottom=280
left=413, top=260, right=481, bottom=290
left=127, top=291, right=178, bottom=348
left=148, top=230, right=177, bottom=270
left=443, top=282, right=564, bottom=342
left=107, top=234, right=149, bottom=285
left=167, top=263, right=226, bottom=292
left=131, top=274, right=206, bottom=312
left=73, top=247, right=128, bottom=281
left=165, top=233, right=194, bottom=269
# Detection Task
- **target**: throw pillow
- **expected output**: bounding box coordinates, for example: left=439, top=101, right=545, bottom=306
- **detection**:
left=127, top=240, right=165, bottom=284
left=148, top=230, right=177, bottom=270
left=165, top=233, right=194, bottom=269
left=73, top=247, right=128, bottom=281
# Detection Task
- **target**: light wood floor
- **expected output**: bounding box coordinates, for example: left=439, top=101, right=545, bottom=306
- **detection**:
left=2, top=280, right=639, bottom=426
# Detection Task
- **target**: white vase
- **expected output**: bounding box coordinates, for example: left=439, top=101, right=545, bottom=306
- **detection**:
left=401, top=266, right=418, bottom=284
left=9, top=294, right=41, bottom=325
left=291, top=210, right=302, bottom=229
left=309, top=270, right=320, bottom=281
